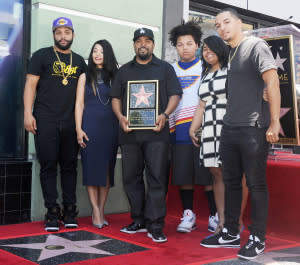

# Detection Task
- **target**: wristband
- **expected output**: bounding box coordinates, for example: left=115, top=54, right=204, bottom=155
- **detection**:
left=162, top=112, right=169, bottom=119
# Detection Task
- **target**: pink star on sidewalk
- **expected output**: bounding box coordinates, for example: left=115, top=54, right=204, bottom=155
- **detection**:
left=133, top=85, right=153, bottom=107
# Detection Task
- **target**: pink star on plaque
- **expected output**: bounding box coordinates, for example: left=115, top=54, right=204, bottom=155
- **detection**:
left=279, top=107, right=291, bottom=136
left=133, top=85, right=153, bottom=107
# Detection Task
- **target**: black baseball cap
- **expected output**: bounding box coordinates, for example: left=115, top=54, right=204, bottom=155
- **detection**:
left=133, top=27, right=154, bottom=42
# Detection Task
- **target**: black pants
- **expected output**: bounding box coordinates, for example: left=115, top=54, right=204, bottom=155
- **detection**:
left=121, top=141, right=169, bottom=231
left=35, top=119, right=78, bottom=209
left=220, top=125, right=269, bottom=240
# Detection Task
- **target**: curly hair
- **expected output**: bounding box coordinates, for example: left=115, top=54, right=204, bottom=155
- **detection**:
left=169, top=19, right=203, bottom=47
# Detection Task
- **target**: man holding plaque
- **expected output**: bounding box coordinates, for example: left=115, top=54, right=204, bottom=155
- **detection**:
left=111, top=27, right=182, bottom=243
left=24, top=17, right=86, bottom=232
left=200, top=8, right=281, bottom=260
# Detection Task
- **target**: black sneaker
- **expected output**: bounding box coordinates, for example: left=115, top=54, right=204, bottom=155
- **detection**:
left=200, top=227, right=240, bottom=248
left=120, top=222, right=147, bottom=234
left=62, top=205, right=78, bottom=228
left=147, top=229, right=167, bottom=243
left=45, top=207, right=61, bottom=232
left=237, top=234, right=265, bottom=260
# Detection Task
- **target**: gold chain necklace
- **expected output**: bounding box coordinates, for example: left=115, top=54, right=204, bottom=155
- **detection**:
left=228, top=37, right=246, bottom=71
left=53, top=47, right=73, bottom=85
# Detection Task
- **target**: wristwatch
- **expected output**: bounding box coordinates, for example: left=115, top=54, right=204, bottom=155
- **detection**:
left=162, top=112, right=169, bottom=120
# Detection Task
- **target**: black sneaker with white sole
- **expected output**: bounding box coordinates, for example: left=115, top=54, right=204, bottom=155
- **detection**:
left=62, top=205, right=78, bottom=228
left=200, top=227, right=240, bottom=248
left=45, top=207, right=61, bottom=232
left=147, top=229, right=167, bottom=243
left=120, top=222, right=147, bottom=234
left=237, top=234, right=265, bottom=260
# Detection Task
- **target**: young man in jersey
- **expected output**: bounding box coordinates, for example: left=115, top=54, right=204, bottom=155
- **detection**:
left=168, top=21, right=218, bottom=234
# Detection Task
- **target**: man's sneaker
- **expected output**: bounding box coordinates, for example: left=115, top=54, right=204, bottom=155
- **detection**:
left=147, top=229, right=167, bottom=243
left=200, top=227, right=240, bottom=248
left=45, top=207, right=61, bottom=232
left=208, top=213, right=219, bottom=232
left=177, top=209, right=196, bottom=233
left=237, top=235, right=265, bottom=260
left=62, top=205, right=78, bottom=228
left=120, top=222, right=147, bottom=234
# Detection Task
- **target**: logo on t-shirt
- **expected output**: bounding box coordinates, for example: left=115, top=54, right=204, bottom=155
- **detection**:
left=52, top=61, right=79, bottom=78
left=177, top=75, right=200, bottom=90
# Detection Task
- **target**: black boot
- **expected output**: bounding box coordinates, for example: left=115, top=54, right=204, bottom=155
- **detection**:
left=62, top=205, right=78, bottom=228
left=45, top=206, right=61, bottom=232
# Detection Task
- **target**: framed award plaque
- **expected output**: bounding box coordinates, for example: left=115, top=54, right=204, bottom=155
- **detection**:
left=126, top=80, right=159, bottom=129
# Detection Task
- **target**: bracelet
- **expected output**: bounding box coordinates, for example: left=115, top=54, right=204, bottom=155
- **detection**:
left=162, top=112, right=169, bottom=119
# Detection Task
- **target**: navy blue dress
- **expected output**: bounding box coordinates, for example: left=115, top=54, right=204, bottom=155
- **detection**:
left=81, top=76, right=118, bottom=186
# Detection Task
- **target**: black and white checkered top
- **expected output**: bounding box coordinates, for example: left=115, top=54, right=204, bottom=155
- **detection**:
left=198, top=68, right=227, bottom=167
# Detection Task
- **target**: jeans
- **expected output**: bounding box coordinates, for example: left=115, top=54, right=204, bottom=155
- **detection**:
left=35, top=119, right=78, bottom=209
left=121, top=141, right=169, bottom=231
left=220, top=125, right=269, bottom=240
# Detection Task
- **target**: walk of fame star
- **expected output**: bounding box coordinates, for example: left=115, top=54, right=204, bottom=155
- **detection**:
left=133, top=85, right=153, bottom=107
left=279, top=107, right=291, bottom=136
left=275, top=52, right=287, bottom=71
left=0, top=230, right=148, bottom=265
left=1, top=234, right=114, bottom=261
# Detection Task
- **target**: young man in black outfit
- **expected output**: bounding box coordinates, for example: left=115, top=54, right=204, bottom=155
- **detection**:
left=111, top=28, right=182, bottom=243
left=24, top=17, right=86, bottom=232
left=200, top=8, right=280, bottom=260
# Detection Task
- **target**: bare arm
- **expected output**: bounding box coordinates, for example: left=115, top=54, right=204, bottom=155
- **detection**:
left=153, top=95, right=180, bottom=132
left=23, top=74, right=39, bottom=134
left=75, top=73, right=89, bottom=148
left=189, top=99, right=206, bottom=147
left=262, top=69, right=281, bottom=143
left=112, top=98, right=132, bottom=133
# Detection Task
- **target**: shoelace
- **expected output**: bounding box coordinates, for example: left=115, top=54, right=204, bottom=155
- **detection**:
left=245, top=239, right=254, bottom=249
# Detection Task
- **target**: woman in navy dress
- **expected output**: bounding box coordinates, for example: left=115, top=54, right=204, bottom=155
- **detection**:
left=75, top=40, right=118, bottom=228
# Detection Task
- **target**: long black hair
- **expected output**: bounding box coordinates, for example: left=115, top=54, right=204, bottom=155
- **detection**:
left=86, top=39, right=118, bottom=95
left=169, top=19, right=203, bottom=47
left=201, top=35, right=229, bottom=75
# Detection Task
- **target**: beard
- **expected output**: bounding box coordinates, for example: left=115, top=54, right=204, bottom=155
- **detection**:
left=54, top=38, right=73, bottom=50
left=137, top=47, right=152, bottom=61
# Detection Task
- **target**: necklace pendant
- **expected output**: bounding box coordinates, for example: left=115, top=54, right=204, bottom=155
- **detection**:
left=62, top=78, right=68, bottom=85
left=227, top=63, right=231, bottom=71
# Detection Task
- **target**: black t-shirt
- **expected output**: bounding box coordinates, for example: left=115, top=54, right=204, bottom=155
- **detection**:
left=110, top=55, right=182, bottom=144
left=28, top=46, right=87, bottom=121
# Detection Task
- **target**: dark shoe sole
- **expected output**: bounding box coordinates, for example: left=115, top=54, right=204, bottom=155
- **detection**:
left=120, top=228, right=147, bottom=234
left=147, top=232, right=167, bottom=243
left=237, top=252, right=264, bottom=260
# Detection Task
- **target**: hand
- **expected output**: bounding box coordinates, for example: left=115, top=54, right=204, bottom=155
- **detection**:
left=189, top=130, right=200, bottom=147
left=119, top=115, right=132, bottom=133
left=266, top=120, right=280, bottom=143
left=152, top=114, right=166, bottom=132
left=24, top=112, right=37, bottom=134
left=77, top=129, right=89, bottom=148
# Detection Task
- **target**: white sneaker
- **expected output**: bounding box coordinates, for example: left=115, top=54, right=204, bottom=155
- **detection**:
left=208, top=213, right=219, bottom=232
left=177, top=209, right=196, bottom=233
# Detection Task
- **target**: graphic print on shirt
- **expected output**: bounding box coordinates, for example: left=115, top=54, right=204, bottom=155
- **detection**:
left=52, top=61, right=79, bottom=79
left=169, top=60, right=202, bottom=138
